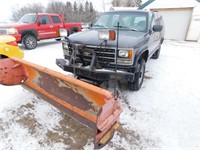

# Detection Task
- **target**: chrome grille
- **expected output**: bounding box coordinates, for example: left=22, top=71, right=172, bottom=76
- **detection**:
left=0, top=28, right=7, bottom=34
left=80, top=46, right=116, bottom=64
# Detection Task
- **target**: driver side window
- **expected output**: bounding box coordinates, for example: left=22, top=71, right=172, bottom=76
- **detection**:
left=39, top=15, right=50, bottom=25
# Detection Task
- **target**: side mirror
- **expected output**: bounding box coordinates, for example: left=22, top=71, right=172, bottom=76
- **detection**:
left=59, top=28, right=69, bottom=37
left=153, top=25, right=163, bottom=32
left=37, top=21, right=41, bottom=26
left=88, top=23, right=93, bottom=29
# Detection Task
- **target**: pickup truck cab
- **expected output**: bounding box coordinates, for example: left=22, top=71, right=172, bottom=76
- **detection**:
left=56, top=10, right=165, bottom=91
left=0, top=13, right=82, bottom=49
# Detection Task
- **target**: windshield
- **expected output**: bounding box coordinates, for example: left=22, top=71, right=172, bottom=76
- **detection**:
left=19, top=14, right=37, bottom=24
left=93, top=11, right=148, bottom=32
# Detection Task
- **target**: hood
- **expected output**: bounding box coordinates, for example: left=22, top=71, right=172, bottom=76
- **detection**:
left=68, top=29, right=146, bottom=48
left=0, top=22, right=31, bottom=29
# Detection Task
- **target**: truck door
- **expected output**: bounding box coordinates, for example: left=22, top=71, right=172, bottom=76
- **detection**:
left=148, top=13, right=160, bottom=55
left=50, top=15, right=64, bottom=38
left=37, top=15, right=54, bottom=39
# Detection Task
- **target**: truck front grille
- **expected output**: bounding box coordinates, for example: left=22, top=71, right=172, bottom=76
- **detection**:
left=0, top=28, right=7, bottom=34
left=78, top=46, right=116, bottom=65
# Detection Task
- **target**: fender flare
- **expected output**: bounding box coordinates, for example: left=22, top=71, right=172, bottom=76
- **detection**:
left=134, top=48, right=149, bottom=66
left=20, top=29, right=38, bottom=41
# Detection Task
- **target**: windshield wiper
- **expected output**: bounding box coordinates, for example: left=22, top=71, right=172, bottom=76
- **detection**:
left=93, top=24, right=108, bottom=29
left=114, top=26, right=138, bottom=31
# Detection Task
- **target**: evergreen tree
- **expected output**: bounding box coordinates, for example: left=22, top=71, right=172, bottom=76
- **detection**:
left=11, top=1, right=98, bottom=23
left=12, top=3, right=44, bottom=21
left=78, top=3, right=84, bottom=22
left=73, top=1, right=78, bottom=22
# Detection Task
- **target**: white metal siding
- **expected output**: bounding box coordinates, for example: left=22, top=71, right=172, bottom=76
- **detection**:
left=151, top=8, right=193, bottom=40
left=186, top=5, right=200, bottom=41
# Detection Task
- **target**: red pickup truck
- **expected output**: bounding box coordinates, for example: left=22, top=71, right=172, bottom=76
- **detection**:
left=0, top=13, right=82, bottom=49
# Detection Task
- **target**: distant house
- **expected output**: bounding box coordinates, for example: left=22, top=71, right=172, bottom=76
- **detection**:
left=139, top=0, right=200, bottom=42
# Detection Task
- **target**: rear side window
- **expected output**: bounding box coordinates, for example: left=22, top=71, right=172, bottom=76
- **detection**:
left=51, top=16, right=61, bottom=24
left=39, top=15, right=50, bottom=24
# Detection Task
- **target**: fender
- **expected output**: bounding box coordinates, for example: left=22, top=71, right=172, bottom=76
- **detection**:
left=20, top=29, right=38, bottom=40
left=133, top=44, right=149, bottom=67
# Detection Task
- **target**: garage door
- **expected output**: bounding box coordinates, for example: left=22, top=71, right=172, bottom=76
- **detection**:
left=151, top=8, right=193, bottom=41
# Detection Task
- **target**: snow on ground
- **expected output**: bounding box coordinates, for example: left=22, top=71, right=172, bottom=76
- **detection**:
left=0, top=39, right=200, bottom=150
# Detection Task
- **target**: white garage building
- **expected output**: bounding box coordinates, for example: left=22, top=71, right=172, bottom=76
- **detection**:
left=140, top=0, right=200, bottom=41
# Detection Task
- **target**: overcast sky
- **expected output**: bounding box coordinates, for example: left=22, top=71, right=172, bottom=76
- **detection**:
left=0, top=0, right=112, bottom=20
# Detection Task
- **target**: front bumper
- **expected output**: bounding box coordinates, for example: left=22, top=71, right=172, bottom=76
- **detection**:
left=56, top=58, right=135, bottom=82
left=13, top=34, right=22, bottom=42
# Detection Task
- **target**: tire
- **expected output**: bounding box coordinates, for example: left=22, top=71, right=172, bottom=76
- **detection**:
left=23, top=34, right=37, bottom=50
left=70, top=26, right=78, bottom=34
left=128, top=58, right=145, bottom=91
left=151, top=46, right=161, bottom=59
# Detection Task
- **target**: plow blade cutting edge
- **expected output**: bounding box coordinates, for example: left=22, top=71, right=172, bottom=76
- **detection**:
left=0, top=58, right=123, bottom=149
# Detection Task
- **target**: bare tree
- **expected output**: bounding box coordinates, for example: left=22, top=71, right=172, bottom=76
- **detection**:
left=12, top=3, right=44, bottom=21
left=46, top=1, right=65, bottom=15
left=11, top=1, right=98, bottom=23
left=89, top=2, right=97, bottom=22
left=72, top=1, right=78, bottom=22
left=112, top=0, right=121, bottom=7
left=65, top=2, right=73, bottom=22
left=112, top=0, right=142, bottom=7
left=78, top=3, right=84, bottom=22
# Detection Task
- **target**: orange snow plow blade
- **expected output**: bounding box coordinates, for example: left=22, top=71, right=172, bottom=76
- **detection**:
left=0, top=58, right=122, bottom=149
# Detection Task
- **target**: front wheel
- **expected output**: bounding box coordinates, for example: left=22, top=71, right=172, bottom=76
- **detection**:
left=23, top=35, right=37, bottom=50
left=128, top=58, right=145, bottom=91
left=70, top=26, right=78, bottom=34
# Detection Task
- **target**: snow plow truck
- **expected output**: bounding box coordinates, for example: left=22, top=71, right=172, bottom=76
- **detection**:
left=0, top=56, right=122, bottom=149
left=0, top=9, right=164, bottom=149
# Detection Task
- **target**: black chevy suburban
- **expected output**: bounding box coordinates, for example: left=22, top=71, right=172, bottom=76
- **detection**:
left=56, top=10, right=165, bottom=91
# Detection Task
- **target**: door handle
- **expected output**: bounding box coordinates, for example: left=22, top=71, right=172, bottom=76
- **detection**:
left=50, top=25, right=53, bottom=28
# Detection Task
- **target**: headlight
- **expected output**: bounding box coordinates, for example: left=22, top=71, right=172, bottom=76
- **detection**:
left=118, top=50, right=128, bottom=58
left=7, top=28, right=18, bottom=34
left=62, top=42, right=69, bottom=56
left=62, top=42, right=69, bottom=50
left=118, top=50, right=133, bottom=59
